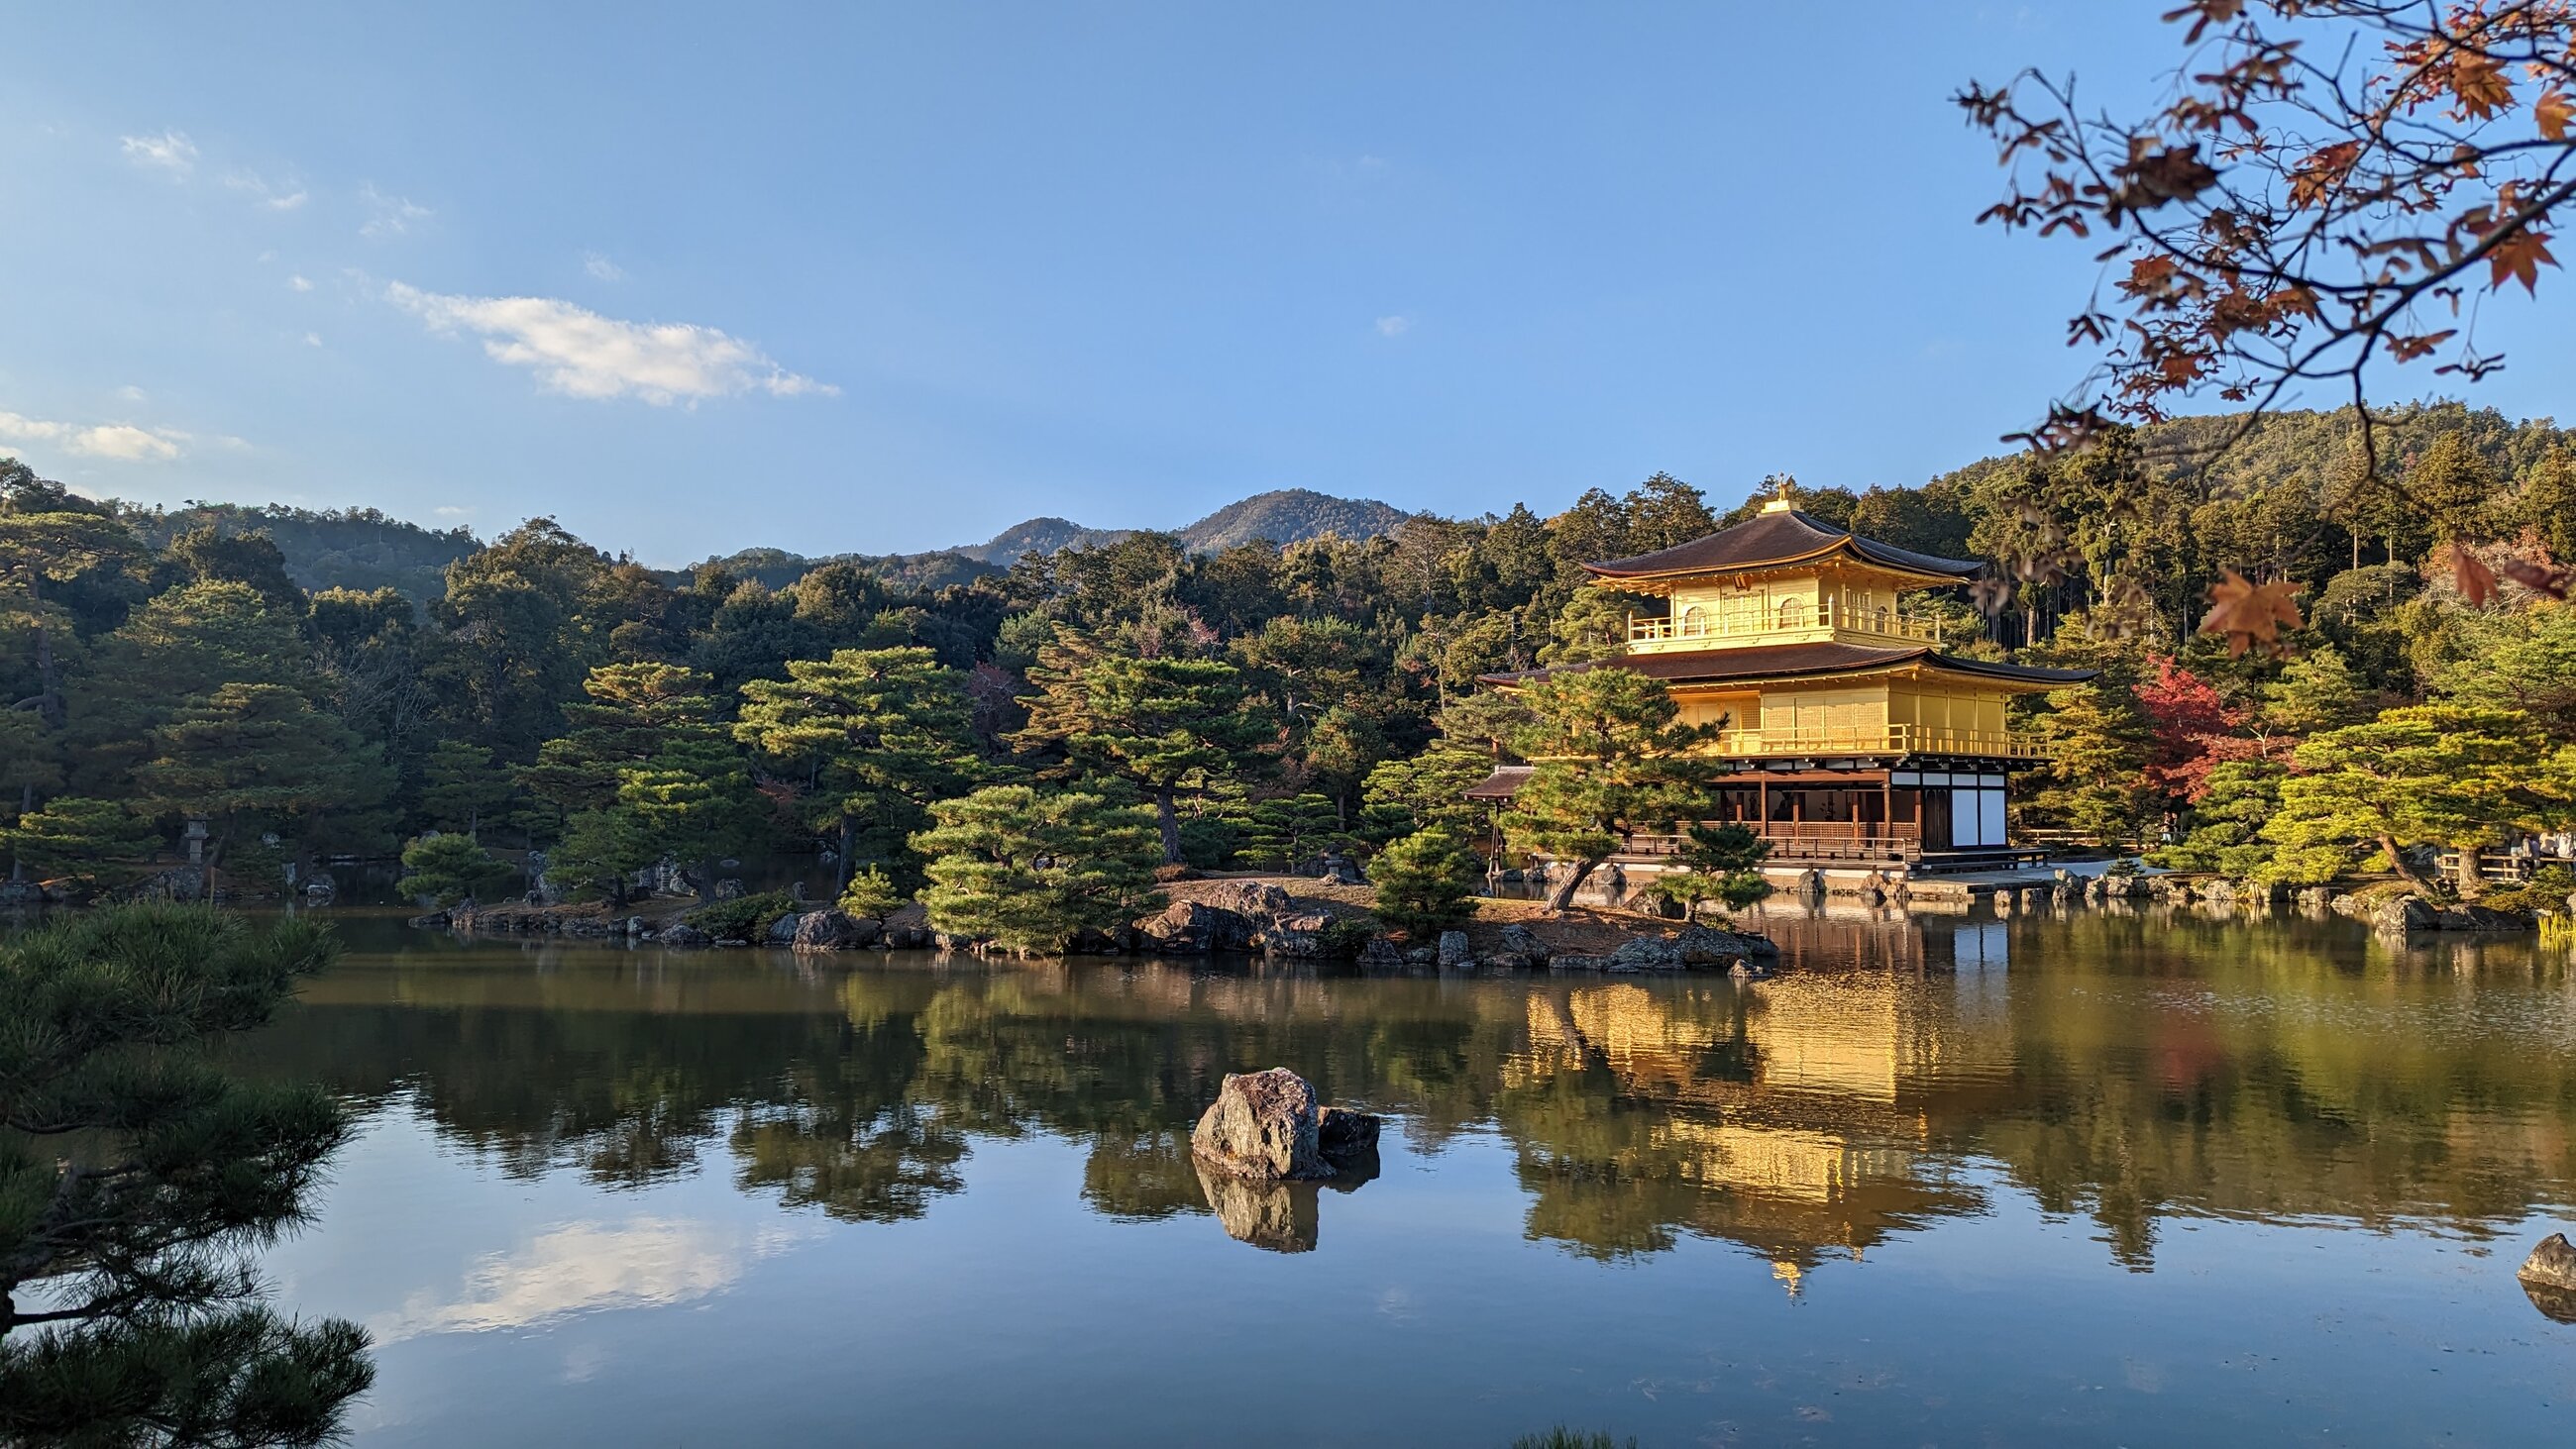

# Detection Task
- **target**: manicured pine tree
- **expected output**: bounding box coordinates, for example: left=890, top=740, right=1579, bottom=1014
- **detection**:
left=1012, top=639, right=1267, bottom=864
left=1503, top=666, right=1722, bottom=912
left=912, top=784, right=1164, bottom=956
left=1643, top=822, right=1773, bottom=920
left=0, top=905, right=374, bottom=1444
left=521, top=662, right=727, bottom=816
left=2152, top=760, right=2287, bottom=877
left=1368, top=826, right=1481, bottom=938
left=735, top=646, right=981, bottom=885
left=837, top=865, right=909, bottom=931
left=0, top=795, right=153, bottom=885
left=2264, top=704, right=2576, bottom=893
left=395, top=832, right=518, bottom=906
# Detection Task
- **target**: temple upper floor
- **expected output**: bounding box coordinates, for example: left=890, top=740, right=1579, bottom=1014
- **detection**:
left=1585, top=497, right=1979, bottom=655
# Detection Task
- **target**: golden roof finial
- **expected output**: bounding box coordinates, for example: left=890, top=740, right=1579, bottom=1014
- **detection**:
left=1760, top=472, right=1797, bottom=514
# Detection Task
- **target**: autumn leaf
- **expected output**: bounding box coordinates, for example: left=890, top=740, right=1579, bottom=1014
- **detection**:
left=2497, top=557, right=2572, bottom=600
left=2486, top=229, right=2556, bottom=294
left=2198, top=568, right=2302, bottom=657
left=2539, top=89, right=2574, bottom=143
left=2442, top=545, right=2500, bottom=607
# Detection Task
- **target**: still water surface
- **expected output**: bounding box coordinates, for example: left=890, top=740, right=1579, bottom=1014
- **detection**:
left=237, top=905, right=2576, bottom=1446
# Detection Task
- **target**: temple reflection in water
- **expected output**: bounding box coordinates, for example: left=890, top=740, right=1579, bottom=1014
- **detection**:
left=256, top=905, right=2576, bottom=1279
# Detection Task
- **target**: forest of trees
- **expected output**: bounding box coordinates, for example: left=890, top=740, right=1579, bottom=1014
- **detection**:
left=3, top=399, right=2572, bottom=938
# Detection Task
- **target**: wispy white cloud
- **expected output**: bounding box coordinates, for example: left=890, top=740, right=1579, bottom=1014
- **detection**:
left=584, top=251, right=625, bottom=282
left=386, top=282, right=835, bottom=404
left=0, top=410, right=186, bottom=462
left=303, top=332, right=324, bottom=348
left=120, top=129, right=197, bottom=176
left=288, top=274, right=314, bottom=292
left=225, top=168, right=307, bottom=210
left=369, top=1217, right=817, bottom=1344
left=1374, top=314, right=1412, bottom=338
left=360, top=183, right=431, bottom=239
left=433, top=505, right=474, bottom=517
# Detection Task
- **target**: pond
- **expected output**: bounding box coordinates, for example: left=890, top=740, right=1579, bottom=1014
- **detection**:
left=236, top=904, right=2576, bottom=1446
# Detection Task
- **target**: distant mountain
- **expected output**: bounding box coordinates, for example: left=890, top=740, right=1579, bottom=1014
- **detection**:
left=961, top=516, right=1132, bottom=565
left=685, top=488, right=1410, bottom=592
left=1175, top=489, right=1411, bottom=553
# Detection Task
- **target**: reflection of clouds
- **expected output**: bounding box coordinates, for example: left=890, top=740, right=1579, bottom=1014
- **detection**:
left=374, top=1217, right=817, bottom=1343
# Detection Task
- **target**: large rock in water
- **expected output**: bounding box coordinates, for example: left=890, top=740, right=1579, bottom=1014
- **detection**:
left=1191, top=1068, right=1383, bottom=1182
left=791, top=909, right=864, bottom=952
left=1194, top=1069, right=1328, bottom=1180
left=2522, top=1233, right=2576, bottom=1324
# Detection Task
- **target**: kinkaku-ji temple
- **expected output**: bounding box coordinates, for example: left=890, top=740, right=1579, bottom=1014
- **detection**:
left=1472, top=489, right=2091, bottom=896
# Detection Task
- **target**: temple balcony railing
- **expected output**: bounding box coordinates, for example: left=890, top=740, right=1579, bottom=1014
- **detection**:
left=1626, top=598, right=1944, bottom=648
left=1702, top=724, right=2051, bottom=761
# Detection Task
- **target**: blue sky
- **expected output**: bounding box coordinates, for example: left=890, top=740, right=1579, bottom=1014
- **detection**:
left=3, top=3, right=2566, bottom=565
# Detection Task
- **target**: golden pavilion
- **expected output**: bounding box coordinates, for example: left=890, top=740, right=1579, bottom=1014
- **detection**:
left=1473, top=492, right=2089, bottom=877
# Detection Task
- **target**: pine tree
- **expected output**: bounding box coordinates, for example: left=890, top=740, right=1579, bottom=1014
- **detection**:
left=2150, top=760, right=2287, bottom=877
left=1368, top=827, right=1481, bottom=938
left=2264, top=704, right=2576, bottom=893
left=912, top=784, right=1164, bottom=955
left=1503, top=667, right=1722, bottom=912
left=132, top=682, right=396, bottom=879
left=395, top=832, right=517, bottom=906
left=2024, top=676, right=2156, bottom=847
left=1642, top=822, right=1772, bottom=919
left=0, top=795, right=152, bottom=884
left=2259, top=644, right=2371, bottom=739
left=837, top=865, right=908, bottom=930
left=520, top=663, right=726, bottom=816
left=736, top=647, right=981, bottom=884
left=1011, top=643, right=1266, bottom=864
left=417, top=740, right=518, bottom=837
left=0, top=906, right=374, bottom=1445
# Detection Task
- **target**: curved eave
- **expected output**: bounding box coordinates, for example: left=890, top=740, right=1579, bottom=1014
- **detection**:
left=1583, top=537, right=1981, bottom=587
left=1478, top=649, right=2094, bottom=694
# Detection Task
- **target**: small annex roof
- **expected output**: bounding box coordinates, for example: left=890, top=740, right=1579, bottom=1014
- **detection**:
left=1583, top=506, right=1984, bottom=582
left=1476, top=641, right=2093, bottom=690
left=1461, top=765, right=1535, bottom=800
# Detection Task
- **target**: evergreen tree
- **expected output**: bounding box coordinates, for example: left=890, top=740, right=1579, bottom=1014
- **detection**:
left=1641, top=822, right=1772, bottom=919
left=548, top=805, right=659, bottom=908
left=2266, top=705, right=2576, bottom=892
left=0, top=795, right=152, bottom=884
left=132, top=682, right=396, bottom=878
left=1368, top=826, right=1481, bottom=938
left=736, top=647, right=981, bottom=885
left=616, top=736, right=770, bottom=902
left=837, top=865, right=909, bottom=930
left=1503, top=667, right=1722, bottom=912
left=2258, top=644, right=2371, bottom=738
left=1011, top=643, right=1266, bottom=864
left=0, top=906, right=373, bottom=1445
left=2150, top=761, right=2288, bottom=877
left=1359, top=748, right=1493, bottom=840
left=521, top=663, right=727, bottom=816
left=912, top=784, right=1165, bottom=955
left=2023, top=676, right=2156, bottom=847
left=1538, top=587, right=1647, bottom=667
left=395, top=832, right=516, bottom=906
left=417, top=740, right=518, bottom=837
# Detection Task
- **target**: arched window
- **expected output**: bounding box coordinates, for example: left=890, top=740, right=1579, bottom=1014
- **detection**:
left=1775, top=598, right=1806, bottom=629
left=1680, top=605, right=1708, bottom=637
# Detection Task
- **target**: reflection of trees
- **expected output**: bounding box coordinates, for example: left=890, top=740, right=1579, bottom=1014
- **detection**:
left=242, top=910, right=2576, bottom=1272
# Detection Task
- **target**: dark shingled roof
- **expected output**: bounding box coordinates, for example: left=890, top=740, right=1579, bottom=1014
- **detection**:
left=1477, top=642, right=2093, bottom=689
left=1584, top=507, right=1984, bottom=580
left=1461, top=765, right=1535, bottom=800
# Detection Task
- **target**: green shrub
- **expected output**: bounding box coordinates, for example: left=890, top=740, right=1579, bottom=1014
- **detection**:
left=686, top=889, right=798, bottom=940
left=2480, top=863, right=2575, bottom=915
left=1369, top=827, right=1481, bottom=938
left=396, top=832, right=516, bottom=906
